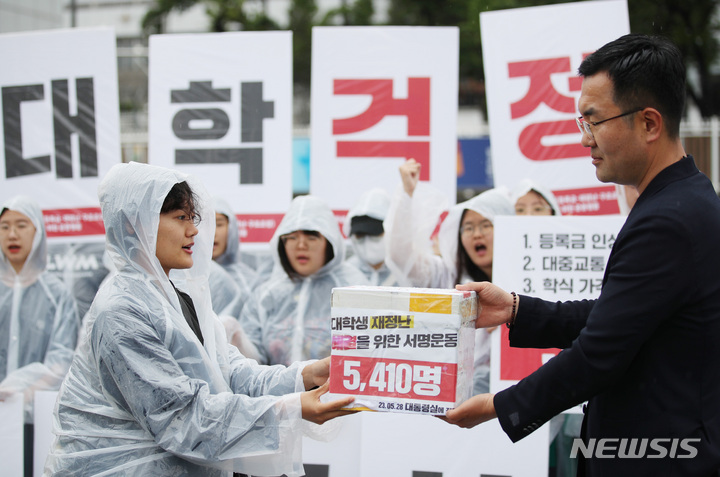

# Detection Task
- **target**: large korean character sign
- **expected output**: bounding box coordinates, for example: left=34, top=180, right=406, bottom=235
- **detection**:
left=481, top=0, right=630, bottom=215
left=149, top=32, right=292, bottom=246
left=0, top=27, right=120, bottom=238
left=311, top=27, right=459, bottom=211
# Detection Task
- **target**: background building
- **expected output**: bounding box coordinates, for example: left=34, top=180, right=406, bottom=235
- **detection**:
left=1, top=0, right=718, bottom=194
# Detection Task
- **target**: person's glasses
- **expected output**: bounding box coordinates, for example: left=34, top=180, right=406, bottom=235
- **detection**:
left=0, top=222, right=32, bottom=234
left=576, top=107, right=643, bottom=140
left=460, top=221, right=493, bottom=237
left=280, top=232, right=322, bottom=248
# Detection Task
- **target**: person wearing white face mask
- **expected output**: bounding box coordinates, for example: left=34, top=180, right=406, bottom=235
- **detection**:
left=344, top=188, right=400, bottom=287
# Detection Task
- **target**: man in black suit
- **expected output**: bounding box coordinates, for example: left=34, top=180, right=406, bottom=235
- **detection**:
left=444, top=34, right=720, bottom=476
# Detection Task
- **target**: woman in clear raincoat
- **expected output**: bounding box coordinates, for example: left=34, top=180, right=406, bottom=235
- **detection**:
left=511, top=178, right=562, bottom=216
left=343, top=188, right=400, bottom=287
left=0, top=196, right=80, bottom=477
left=44, top=162, right=353, bottom=477
left=241, top=195, right=369, bottom=366
left=385, top=159, right=514, bottom=288
left=0, top=196, right=80, bottom=417
left=210, top=197, right=262, bottom=356
left=384, top=159, right=514, bottom=395
left=207, top=260, right=244, bottom=317
left=212, top=197, right=258, bottom=313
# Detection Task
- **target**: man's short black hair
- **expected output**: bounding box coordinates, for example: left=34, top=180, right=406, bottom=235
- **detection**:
left=161, top=181, right=200, bottom=222
left=578, top=33, right=686, bottom=138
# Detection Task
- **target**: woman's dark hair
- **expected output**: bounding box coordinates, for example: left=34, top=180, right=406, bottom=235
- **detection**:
left=455, top=209, right=491, bottom=286
left=161, top=181, right=200, bottom=223
left=278, top=230, right=334, bottom=281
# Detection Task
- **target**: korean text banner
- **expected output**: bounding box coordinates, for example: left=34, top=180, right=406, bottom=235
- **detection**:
left=0, top=27, right=120, bottom=239
left=490, top=216, right=626, bottom=398
left=148, top=31, right=292, bottom=245
left=481, top=0, right=629, bottom=215
left=311, top=26, right=459, bottom=210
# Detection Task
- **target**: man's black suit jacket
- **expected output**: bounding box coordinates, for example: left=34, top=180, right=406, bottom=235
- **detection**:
left=494, top=156, right=720, bottom=476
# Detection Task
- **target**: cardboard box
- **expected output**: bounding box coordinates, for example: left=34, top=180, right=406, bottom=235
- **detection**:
left=324, top=286, right=476, bottom=415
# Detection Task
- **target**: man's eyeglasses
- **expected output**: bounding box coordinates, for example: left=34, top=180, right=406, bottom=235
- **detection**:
left=576, top=108, right=643, bottom=140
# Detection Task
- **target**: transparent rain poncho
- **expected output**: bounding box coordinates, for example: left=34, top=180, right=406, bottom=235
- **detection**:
left=510, top=178, right=562, bottom=216
left=343, top=188, right=400, bottom=287
left=0, top=196, right=80, bottom=422
left=241, top=195, right=369, bottom=365
left=209, top=197, right=261, bottom=356
left=435, top=187, right=515, bottom=281
left=208, top=259, right=244, bottom=318
left=48, top=239, right=109, bottom=320
left=385, top=186, right=514, bottom=394
left=385, top=186, right=514, bottom=288
left=212, top=197, right=258, bottom=314
left=44, top=162, right=314, bottom=477
left=100, top=251, right=241, bottom=320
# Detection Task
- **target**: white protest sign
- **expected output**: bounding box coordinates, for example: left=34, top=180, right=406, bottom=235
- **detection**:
left=310, top=26, right=459, bottom=212
left=481, top=0, right=629, bottom=215
left=0, top=27, right=120, bottom=239
left=303, top=412, right=549, bottom=476
left=491, top=216, right=626, bottom=394
left=0, top=393, right=24, bottom=476
left=34, top=391, right=58, bottom=477
left=149, top=31, right=293, bottom=246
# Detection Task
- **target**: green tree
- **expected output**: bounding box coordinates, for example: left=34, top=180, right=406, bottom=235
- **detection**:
left=472, top=0, right=720, bottom=117
left=385, top=0, right=576, bottom=111
left=288, top=0, right=375, bottom=91
left=320, top=0, right=375, bottom=26
left=387, top=0, right=720, bottom=117
left=142, top=0, right=280, bottom=34
left=387, top=0, right=469, bottom=25
left=629, top=0, right=720, bottom=117
left=288, top=0, right=319, bottom=89
left=142, top=0, right=200, bottom=34
left=143, top=0, right=720, bottom=117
